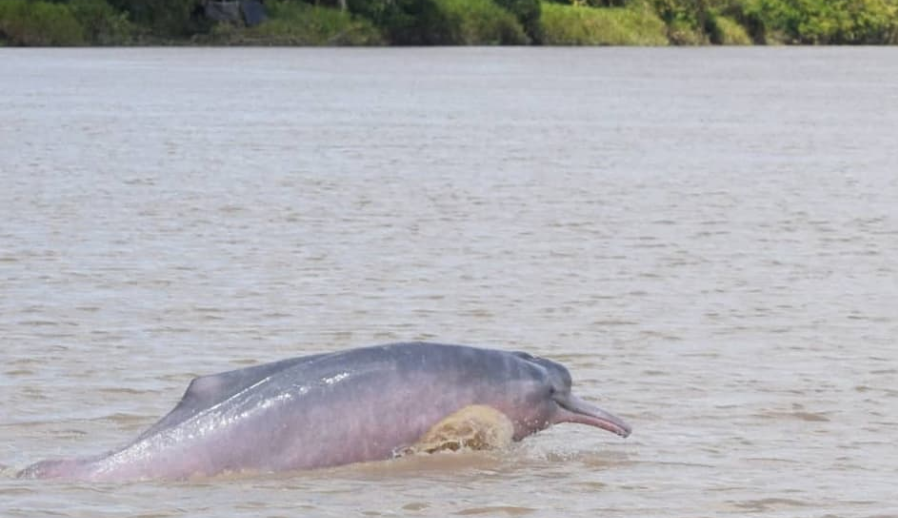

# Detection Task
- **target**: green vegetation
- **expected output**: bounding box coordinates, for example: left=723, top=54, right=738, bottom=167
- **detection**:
left=203, top=1, right=383, bottom=45
left=1, top=0, right=897, bottom=46
left=106, top=0, right=195, bottom=37
left=69, top=0, right=134, bottom=44
left=540, top=2, right=668, bottom=45
left=740, top=0, right=898, bottom=44
left=437, top=0, right=528, bottom=44
left=344, top=0, right=527, bottom=44
left=345, top=0, right=457, bottom=44
left=495, top=0, right=543, bottom=41
left=0, top=0, right=85, bottom=45
left=711, top=14, right=752, bottom=44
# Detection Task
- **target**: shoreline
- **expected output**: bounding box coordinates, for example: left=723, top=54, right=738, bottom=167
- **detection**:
left=3, top=0, right=897, bottom=48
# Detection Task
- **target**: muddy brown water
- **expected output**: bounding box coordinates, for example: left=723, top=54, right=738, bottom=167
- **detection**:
left=1, top=48, right=896, bottom=517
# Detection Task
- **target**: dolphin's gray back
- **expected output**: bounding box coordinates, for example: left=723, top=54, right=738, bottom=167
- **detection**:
left=139, top=342, right=546, bottom=442
left=135, top=353, right=332, bottom=441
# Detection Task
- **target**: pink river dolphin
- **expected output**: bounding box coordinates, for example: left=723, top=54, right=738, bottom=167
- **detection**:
left=19, top=342, right=631, bottom=481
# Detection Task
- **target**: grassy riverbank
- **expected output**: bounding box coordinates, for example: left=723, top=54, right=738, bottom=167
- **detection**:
left=2, top=0, right=896, bottom=46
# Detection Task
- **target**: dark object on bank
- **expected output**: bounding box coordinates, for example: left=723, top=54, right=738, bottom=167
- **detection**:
left=203, top=0, right=266, bottom=27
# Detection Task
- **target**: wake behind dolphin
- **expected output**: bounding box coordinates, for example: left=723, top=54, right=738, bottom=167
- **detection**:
left=19, top=342, right=631, bottom=481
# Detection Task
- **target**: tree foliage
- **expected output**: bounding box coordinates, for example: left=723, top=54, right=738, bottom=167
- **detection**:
left=437, top=0, right=529, bottom=44
left=0, top=0, right=84, bottom=45
left=3, top=0, right=898, bottom=45
left=68, top=0, right=133, bottom=43
left=742, top=0, right=898, bottom=43
left=493, top=0, right=542, bottom=41
left=346, top=0, right=459, bottom=44
left=106, top=0, right=198, bottom=37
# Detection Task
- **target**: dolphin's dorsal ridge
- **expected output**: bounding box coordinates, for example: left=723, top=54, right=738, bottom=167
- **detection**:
left=182, top=374, right=228, bottom=406
left=136, top=354, right=329, bottom=441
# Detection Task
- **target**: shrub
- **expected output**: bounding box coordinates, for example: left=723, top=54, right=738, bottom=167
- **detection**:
left=0, top=0, right=85, bottom=45
left=848, top=0, right=898, bottom=43
left=650, top=0, right=712, bottom=43
left=493, top=0, right=542, bottom=42
left=743, top=0, right=898, bottom=44
left=68, top=0, right=134, bottom=44
left=106, top=0, right=198, bottom=37
left=709, top=13, right=751, bottom=43
left=436, top=0, right=529, bottom=44
left=583, top=0, right=630, bottom=6
left=540, top=2, right=669, bottom=45
left=665, top=16, right=704, bottom=42
left=347, top=0, right=459, bottom=44
left=348, top=0, right=528, bottom=44
left=205, top=2, right=383, bottom=45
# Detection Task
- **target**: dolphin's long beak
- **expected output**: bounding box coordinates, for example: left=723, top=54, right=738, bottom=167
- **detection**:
left=554, top=394, right=632, bottom=438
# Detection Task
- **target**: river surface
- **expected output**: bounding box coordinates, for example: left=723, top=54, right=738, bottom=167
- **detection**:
left=1, top=47, right=896, bottom=517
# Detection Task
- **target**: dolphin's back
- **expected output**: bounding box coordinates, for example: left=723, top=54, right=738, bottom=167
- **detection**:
left=135, top=353, right=331, bottom=441
left=140, top=343, right=544, bottom=456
